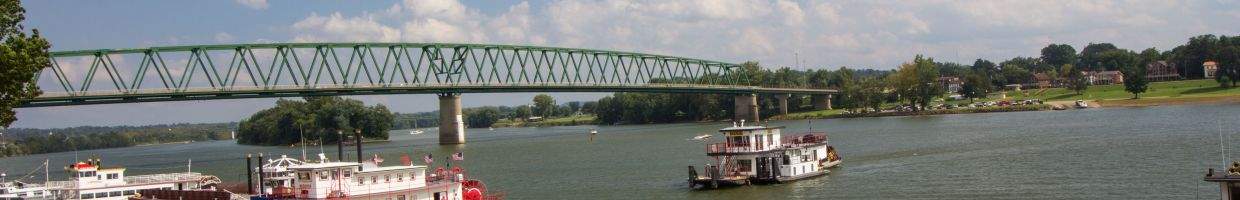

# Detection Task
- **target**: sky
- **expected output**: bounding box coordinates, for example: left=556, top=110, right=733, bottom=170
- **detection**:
left=10, top=0, right=1239, bottom=128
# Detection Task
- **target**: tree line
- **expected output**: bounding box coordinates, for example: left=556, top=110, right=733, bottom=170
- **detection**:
left=0, top=123, right=236, bottom=157
left=236, top=97, right=393, bottom=146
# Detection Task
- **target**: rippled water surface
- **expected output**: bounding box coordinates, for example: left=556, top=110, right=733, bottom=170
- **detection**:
left=3, top=104, right=1239, bottom=199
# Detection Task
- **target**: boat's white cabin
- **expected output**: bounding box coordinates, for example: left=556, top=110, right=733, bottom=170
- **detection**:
left=718, top=126, right=784, bottom=152
left=288, top=162, right=459, bottom=200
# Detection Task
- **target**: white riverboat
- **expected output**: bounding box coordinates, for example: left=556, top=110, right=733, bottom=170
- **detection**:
left=44, top=159, right=221, bottom=200
left=254, top=159, right=501, bottom=200
left=257, top=155, right=306, bottom=195
left=688, top=123, right=842, bottom=189
left=0, top=181, right=55, bottom=200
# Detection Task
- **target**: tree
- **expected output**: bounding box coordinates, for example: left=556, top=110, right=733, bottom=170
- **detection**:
left=958, top=72, right=990, bottom=103
left=236, top=97, right=392, bottom=146
left=1041, top=44, right=1077, bottom=67
left=1064, top=64, right=1090, bottom=94
left=890, top=55, right=942, bottom=110
left=1079, top=43, right=1120, bottom=71
left=1000, top=64, right=1033, bottom=85
left=532, top=94, right=555, bottom=117
left=0, top=0, right=51, bottom=128
left=1121, top=63, right=1149, bottom=98
left=972, top=59, right=1001, bottom=88
left=1217, top=46, right=1240, bottom=87
left=465, top=107, right=501, bottom=128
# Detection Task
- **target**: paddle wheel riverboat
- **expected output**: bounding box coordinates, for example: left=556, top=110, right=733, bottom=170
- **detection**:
left=688, top=123, right=842, bottom=189
left=252, top=157, right=503, bottom=200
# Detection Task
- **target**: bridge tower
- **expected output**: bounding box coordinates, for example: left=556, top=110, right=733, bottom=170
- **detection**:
left=774, top=94, right=790, bottom=115
left=439, top=93, right=465, bottom=144
left=812, top=94, right=832, bottom=110
left=733, top=94, right=760, bottom=122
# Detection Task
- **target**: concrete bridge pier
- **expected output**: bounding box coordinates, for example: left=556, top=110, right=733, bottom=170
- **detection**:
left=812, top=94, right=832, bottom=110
left=439, top=93, right=465, bottom=145
left=775, top=94, right=790, bottom=115
left=734, top=94, right=759, bottom=123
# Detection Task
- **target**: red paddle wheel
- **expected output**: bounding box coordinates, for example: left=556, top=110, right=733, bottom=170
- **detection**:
left=461, top=179, right=505, bottom=200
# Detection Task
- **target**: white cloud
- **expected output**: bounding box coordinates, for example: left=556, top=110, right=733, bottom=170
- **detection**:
left=281, top=0, right=1240, bottom=69
left=291, top=12, right=401, bottom=42
left=235, top=0, right=268, bottom=10
left=214, top=32, right=235, bottom=43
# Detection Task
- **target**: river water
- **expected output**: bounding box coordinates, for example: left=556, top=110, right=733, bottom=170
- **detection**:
left=3, top=103, right=1239, bottom=199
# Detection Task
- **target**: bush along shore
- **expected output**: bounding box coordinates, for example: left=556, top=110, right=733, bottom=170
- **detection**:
left=773, top=104, right=1051, bottom=120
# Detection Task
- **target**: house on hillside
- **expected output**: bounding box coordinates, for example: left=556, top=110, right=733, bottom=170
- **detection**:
left=1204, top=61, right=1219, bottom=78
left=1033, top=73, right=1055, bottom=88
left=1145, top=61, right=1180, bottom=82
left=937, top=76, right=962, bottom=93
left=1085, top=71, right=1124, bottom=85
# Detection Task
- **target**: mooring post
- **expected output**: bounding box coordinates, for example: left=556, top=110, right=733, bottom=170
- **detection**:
left=245, top=154, right=253, bottom=194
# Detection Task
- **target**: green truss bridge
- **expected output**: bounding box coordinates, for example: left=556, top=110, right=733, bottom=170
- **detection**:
left=27, top=43, right=836, bottom=144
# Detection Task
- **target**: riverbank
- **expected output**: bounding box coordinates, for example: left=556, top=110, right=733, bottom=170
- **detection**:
left=492, top=115, right=597, bottom=127
left=774, top=80, right=1239, bottom=120
left=771, top=104, right=1052, bottom=120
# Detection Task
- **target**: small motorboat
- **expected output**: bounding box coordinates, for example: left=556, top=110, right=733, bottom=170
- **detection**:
left=690, top=134, right=712, bottom=141
left=1074, top=100, right=1089, bottom=109
left=489, top=127, right=495, bottom=131
left=410, top=129, right=424, bottom=135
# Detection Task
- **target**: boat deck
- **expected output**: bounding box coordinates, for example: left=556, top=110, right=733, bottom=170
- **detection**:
left=688, top=175, right=749, bottom=189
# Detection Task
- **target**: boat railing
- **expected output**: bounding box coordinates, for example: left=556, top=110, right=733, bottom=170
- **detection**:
left=426, top=167, right=466, bottom=184
left=706, top=143, right=757, bottom=154
left=781, top=133, right=828, bottom=148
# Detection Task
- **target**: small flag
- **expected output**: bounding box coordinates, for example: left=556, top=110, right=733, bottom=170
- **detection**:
left=423, top=154, right=433, bottom=164
left=400, top=154, right=412, bottom=166
left=451, top=152, right=464, bottom=161
left=372, top=154, right=384, bottom=165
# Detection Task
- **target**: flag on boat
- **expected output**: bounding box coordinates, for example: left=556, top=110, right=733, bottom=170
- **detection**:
left=400, top=154, right=412, bottom=166
left=451, top=152, right=464, bottom=161
left=423, top=154, right=433, bottom=164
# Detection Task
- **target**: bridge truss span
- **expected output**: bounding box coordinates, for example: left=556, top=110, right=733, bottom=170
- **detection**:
left=27, top=43, right=835, bottom=107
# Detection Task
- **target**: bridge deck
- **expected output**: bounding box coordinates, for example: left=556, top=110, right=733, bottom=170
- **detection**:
left=21, top=83, right=836, bottom=108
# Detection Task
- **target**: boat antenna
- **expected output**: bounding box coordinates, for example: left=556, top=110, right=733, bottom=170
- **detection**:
left=1221, top=120, right=1228, bottom=168
left=301, top=124, right=307, bottom=161
left=188, top=158, right=192, bottom=174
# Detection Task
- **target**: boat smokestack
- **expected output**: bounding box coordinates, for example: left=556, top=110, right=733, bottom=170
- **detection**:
left=337, top=131, right=344, bottom=163
left=245, top=154, right=253, bottom=194
left=257, top=153, right=265, bottom=195
left=355, top=129, right=363, bottom=171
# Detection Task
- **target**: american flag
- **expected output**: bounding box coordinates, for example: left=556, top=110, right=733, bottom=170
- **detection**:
left=371, top=154, right=384, bottom=164
left=423, top=154, right=433, bottom=164
left=451, top=152, right=464, bottom=161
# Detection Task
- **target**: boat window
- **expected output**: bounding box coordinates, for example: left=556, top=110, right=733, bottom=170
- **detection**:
left=385, top=175, right=391, bottom=182
left=110, top=191, right=122, bottom=196
left=94, top=192, right=107, bottom=198
left=331, top=171, right=339, bottom=180
left=124, top=190, right=135, bottom=195
left=319, top=171, right=329, bottom=180
left=298, top=172, right=310, bottom=180
left=344, top=169, right=353, bottom=178
left=107, top=173, right=119, bottom=179
left=397, top=173, right=404, bottom=182
left=372, top=176, right=378, bottom=183
left=81, top=193, right=93, bottom=199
